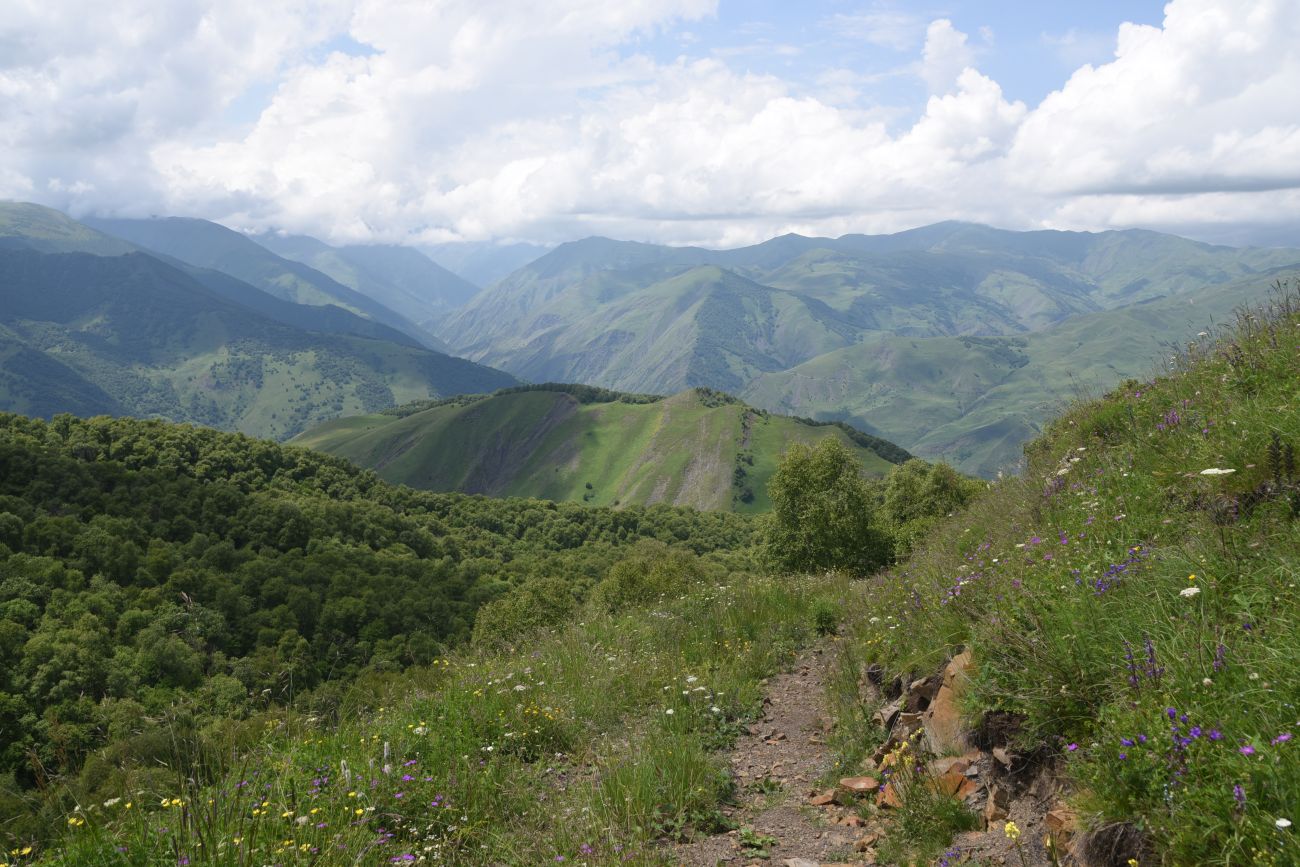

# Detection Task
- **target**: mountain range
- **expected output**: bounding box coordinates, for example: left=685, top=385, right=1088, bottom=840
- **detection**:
left=5, top=201, right=1297, bottom=476
left=434, top=223, right=1300, bottom=473
left=291, top=384, right=909, bottom=512
left=0, top=203, right=516, bottom=439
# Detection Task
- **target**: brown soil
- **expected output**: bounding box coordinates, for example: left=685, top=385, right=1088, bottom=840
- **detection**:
left=669, top=645, right=872, bottom=867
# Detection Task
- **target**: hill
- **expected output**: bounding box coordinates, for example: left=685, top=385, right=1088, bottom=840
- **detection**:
left=20, top=283, right=1300, bottom=866
left=0, top=410, right=756, bottom=846
left=292, top=384, right=910, bottom=512
left=0, top=246, right=517, bottom=439
left=438, top=224, right=1300, bottom=474
left=252, top=232, right=480, bottom=332
left=83, top=216, right=442, bottom=348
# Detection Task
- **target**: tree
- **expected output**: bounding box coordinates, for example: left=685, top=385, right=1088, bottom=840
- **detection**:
left=881, top=459, right=983, bottom=556
left=762, top=438, right=891, bottom=575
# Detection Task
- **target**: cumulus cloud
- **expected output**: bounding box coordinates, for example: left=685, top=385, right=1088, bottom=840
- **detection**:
left=3, top=0, right=1299, bottom=246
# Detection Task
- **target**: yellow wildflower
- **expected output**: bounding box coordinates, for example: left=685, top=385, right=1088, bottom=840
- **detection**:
left=1004, top=821, right=1021, bottom=841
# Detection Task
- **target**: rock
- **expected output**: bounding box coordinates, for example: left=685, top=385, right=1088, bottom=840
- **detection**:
left=876, top=782, right=903, bottom=809
left=837, top=776, right=879, bottom=794
left=1045, top=805, right=1079, bottom=835
left=783, top=859, right=819, bottom=867
left=984, top=783, right=1011, bottom=825
left=905, top=676, right=940, bottom=712
left=808, top=789, right=836, bottom=806
left=931, top=770, right=980, bottom=800
left=835, top=815, right=864, bottom=827
left=874, top=700, right=902, bottom=730
left=992, top=746, right=1014, bottom=768
left=855, top=830, right=881, bottom=851
left=765, top=732, right=788, bottom=744
left=927, top=755, right=973, bottom=776
left=859, top=756, right=878, bottom=773
left=897, top=711, right=925, bottom=733
left=923, top=650, right=974, bottom=754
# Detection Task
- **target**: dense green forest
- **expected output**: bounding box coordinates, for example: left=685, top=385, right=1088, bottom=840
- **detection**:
left=0, top=411, right=754, bottom=827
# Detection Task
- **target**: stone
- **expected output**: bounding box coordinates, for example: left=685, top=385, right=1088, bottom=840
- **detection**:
left=897, top=711, right=925, bottom=732
left=904, top=676, right=940, bottom=712
left=855, top=830, right=881, bottom=851
left=1045, top=806, right=1079, bottom=835
left=784, top=859, right=819, bottom=867
left=992, top=746, right=1014, bottom=768
left=874, top=700, right=902, bottom=730
left=923, top=650, right=974, bottom=755
left=837, top=776, right=879, bottom=794
left=931, top=770, right=980, bottom=800
left=984, top=783, right=1011, bottom=825
left=808, top=789, right=836, bottom=806
left=927, top=755, right=973, bottom=776
left=859, top=756, right=878, bottom=773
left=876, top=782, right=903, bottom=809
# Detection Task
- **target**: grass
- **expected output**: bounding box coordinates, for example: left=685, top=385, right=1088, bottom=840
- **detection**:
left=15, top=573, right=851, bottom=865
left=823, top=283, right=1300, bottom=864
left=291, top=387, right=898, bottom=512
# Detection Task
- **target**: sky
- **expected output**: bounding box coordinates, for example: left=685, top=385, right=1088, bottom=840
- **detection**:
left=2, top=0, right=1299, bottom=249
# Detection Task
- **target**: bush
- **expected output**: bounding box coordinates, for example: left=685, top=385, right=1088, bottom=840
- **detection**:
left=588, top=541, right=707, bottom=614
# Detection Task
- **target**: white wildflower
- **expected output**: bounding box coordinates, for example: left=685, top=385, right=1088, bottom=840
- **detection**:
left=1180, top=586, right=1201, bottom=598
left=1200, top=468, right=1236, bottom=476
left=665, top=708, right=675, bottom=715
left=1277, top=818, right=1293, bottom=829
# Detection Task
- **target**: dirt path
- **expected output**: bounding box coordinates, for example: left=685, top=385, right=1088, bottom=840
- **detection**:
left=670, top=644, right=875, bottom=867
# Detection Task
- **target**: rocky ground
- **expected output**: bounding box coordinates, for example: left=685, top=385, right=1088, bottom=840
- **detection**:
left=666, top=644, right=1088, bottom=867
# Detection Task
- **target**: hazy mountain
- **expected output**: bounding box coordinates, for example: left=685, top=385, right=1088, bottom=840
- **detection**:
left=292, top=384, right=909, bottom=512
left=438, top=223, right=1300, bottom=474
left=0, top=237, right=517, bottom=439
left=421, top=240, right=551, bottom=287
left=252, top=232, right=480, bottom=334
left=84, top=216, right=442, bottom=348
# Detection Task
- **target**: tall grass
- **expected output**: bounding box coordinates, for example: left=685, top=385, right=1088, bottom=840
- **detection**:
left=16, top=575, right=845, bottom=865
left=826, top=284, right=1300, bottom=864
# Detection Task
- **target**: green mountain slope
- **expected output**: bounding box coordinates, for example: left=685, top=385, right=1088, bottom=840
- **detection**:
left=745, top=268, right=1300, bottom=476
left=253, top=232, right=479, bottom=335
left=84, top=216, right=441, bottom=348
left=292, top=385, right=908, bottom=511
left=439, top=224, right=1300, bottom=475
left=0, top=249, right=517, bottom=438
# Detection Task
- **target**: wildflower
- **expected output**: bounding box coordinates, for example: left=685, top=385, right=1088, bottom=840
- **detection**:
left=1240, top=745, right=1256, bottom=756
left=1128, top=860, right=1139, bottom=867
left=1234, top=785, right=1246, bottom=809
left=1278, top=818, right=1293, bottom=829
left=1200, top=468, right=1235, bottom=475
left=664, top=708, right=674, bottom=715
left=1272, top=733, right=1293, bottom=745
left=1066, top=743, right=1078, bottom=752
left=1179, top=586, right=1201, bottom=598
left=1004, top=821, right=1021, bottom=841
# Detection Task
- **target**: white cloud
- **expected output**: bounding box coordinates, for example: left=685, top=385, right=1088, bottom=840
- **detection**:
left=920, top=19, right=975, bottom=94
left=2, top=0, right=1299, bottom=247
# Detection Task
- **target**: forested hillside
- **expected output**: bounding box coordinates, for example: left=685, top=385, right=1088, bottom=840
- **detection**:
left=0, top=411, right=755, bottom=842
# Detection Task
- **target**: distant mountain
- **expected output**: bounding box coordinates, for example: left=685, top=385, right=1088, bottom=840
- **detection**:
left=252, top=232, right=479, bottom=334
left=437, top=223, right=1300, bottom=474
left=292, top=384, right=909, bottom=512
left=0, top=204, right=518, bottom=438
left=84, top=216, right=442, bottom=348
left=745, top=267, right=1300, bottom=476
left=421, top=240, right=550, bottom=287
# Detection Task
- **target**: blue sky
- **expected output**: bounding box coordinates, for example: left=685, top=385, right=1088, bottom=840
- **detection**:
left=3, top=0, right=1298, bottom=247
left=628, top=1, right=1166, bottom=114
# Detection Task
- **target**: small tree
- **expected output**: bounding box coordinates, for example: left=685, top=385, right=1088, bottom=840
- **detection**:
left=881, top=459, right=983, bottom=556
left=763, top=438, right=891, bottom=575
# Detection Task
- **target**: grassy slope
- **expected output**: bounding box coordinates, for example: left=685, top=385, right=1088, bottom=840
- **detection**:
left=26, top=287, right=1300, bottom=867
left=745, top=269, right=1300, bottom=476
left=824, top=285, right=1300, bottom=864
left=293, top=387, right=899, bottom=512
